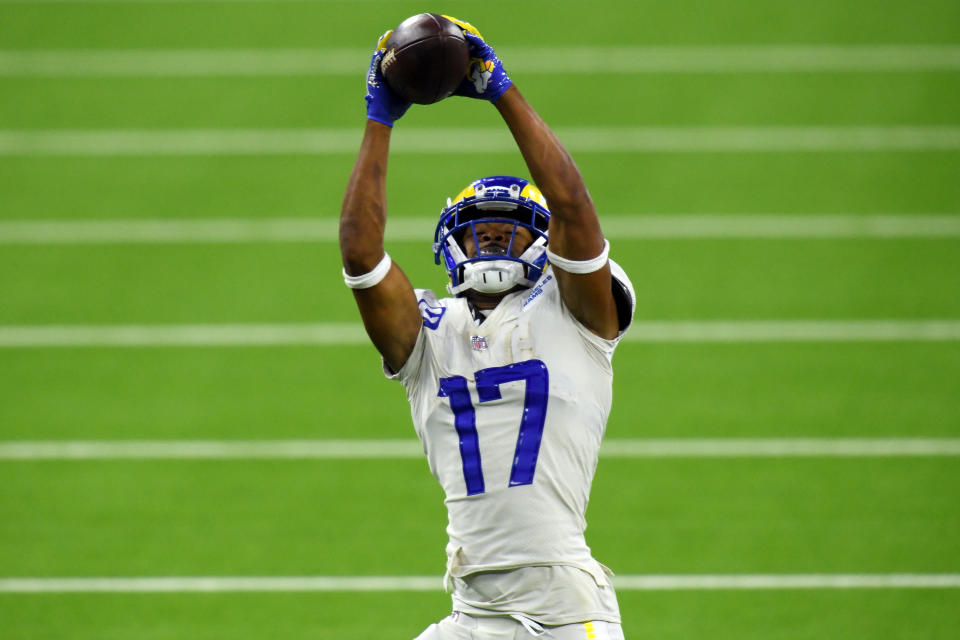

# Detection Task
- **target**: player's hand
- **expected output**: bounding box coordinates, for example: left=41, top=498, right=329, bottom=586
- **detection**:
left=365, top=30, right=412, bottom=127
left=443, top=16, right=513, bottom=103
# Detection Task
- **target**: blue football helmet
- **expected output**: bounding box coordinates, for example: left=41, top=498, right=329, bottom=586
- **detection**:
left=433, top=176, right=551, bottom=296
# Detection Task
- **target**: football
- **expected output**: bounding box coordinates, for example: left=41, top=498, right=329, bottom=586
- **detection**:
left=381, top=13, right=469, bottom=105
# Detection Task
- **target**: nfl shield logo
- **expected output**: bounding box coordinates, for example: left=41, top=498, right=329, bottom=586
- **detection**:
left=471, top=335, right=488, bottom=352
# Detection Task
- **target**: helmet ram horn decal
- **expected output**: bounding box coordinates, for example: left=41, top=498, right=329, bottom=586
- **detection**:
left=433, top=176, right=551, bottom=296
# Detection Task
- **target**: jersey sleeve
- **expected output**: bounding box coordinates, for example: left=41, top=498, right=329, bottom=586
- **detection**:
left=608, top=258, right=636, bottom=337
left=382, top=322, right=428, bottom=382
left=381, top=288, right=443, bottom=385
left=554, top=258, right=636, bottom=363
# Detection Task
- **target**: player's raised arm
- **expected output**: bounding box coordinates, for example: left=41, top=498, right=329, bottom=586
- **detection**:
left=447, top=18, right=621, bottom=339
left=494, top=88, right=619, bottom=338
left=339, top=32, right=422, bottom=372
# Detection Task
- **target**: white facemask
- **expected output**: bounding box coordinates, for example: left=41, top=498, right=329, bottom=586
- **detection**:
left=451, top=259, right=527, bottom=295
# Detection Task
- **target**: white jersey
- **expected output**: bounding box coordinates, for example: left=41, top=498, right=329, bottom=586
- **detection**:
left=386, top=265, right=634, bottom=624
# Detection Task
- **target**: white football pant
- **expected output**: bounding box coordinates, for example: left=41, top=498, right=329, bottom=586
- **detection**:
left=414, top=612, right=625, bottom=640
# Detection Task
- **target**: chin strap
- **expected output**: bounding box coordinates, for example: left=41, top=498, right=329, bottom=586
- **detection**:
left=342, top=252, right=392, bottom=289
left=546, top=239, right=610, bottom=274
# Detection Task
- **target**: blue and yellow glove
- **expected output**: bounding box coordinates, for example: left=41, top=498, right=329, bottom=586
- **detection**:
left=443, top=16, right=513, bottom=103
left=364, top=30, right=411, bottom=127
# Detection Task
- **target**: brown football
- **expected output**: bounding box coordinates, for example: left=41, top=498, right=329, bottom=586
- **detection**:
left=381, top=13, right=469, bottom=105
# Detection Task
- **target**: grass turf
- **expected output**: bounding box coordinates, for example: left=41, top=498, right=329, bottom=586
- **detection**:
left=1, top=238, right=959, bottom=323
left=1, top=343, right=960, bottom=440
left=1, top=458, right=957, bottom=576
left=1, top=0, right=959, bottom=637
left=2, top=153, right=958, bottom=221
left=2, top=590, right=960, bottom=640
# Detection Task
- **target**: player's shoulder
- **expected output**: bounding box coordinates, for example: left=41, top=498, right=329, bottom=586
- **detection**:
left=517, top=269, right=560, bottom=314
left=414, top=288, right=468, bottom=332
left=521, top=261, right=635, bottom=338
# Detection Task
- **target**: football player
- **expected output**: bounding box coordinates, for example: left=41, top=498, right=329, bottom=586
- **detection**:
left=339, top=16, right=634, bottom=640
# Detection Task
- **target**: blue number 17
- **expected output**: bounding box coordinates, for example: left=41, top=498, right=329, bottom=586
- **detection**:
left=437, top=359, right=549, bottom=496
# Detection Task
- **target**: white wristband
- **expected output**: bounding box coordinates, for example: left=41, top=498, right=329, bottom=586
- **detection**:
left=342, top=252, right=392, bottom=289
left=546, top=239, right=610, bottom=274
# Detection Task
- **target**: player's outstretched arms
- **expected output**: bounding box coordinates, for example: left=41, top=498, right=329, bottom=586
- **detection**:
left=339, top=35, right=422, bottom=373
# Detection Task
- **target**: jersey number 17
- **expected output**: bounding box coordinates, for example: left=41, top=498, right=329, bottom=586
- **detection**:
left=438, top=359, right=548, bottom=496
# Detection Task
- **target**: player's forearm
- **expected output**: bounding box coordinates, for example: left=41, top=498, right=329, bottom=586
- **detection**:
left=495, top=87, right=587, bottom=206
left=494, top=86, right=604, bottom=258
left=339, top=120, right=392, bottom=274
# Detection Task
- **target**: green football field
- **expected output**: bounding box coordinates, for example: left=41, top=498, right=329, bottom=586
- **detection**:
left=2, top=1, right=960, bottom=638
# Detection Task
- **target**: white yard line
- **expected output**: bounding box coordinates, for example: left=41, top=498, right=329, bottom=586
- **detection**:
left=1, top=574, right=958, bottom=593
left=0, top=323, right=367, bottom=347
left=0, top=439, right=424, bottom=459
left=0, top=320, right=958, bottom=348
left=625, top=320, right=960, bottom=342
left=599, top=439, right=960, bottom=458
left=612, top=574, right=960, bottom=590
left=2, top=214, right=959, bottom=244
left=598, top=214, right=960, bottom=238
left=2, top=45, right=960, bottom=76
left=2, top=127, right=960, bottom=156
left=0, top=0, right=372, bottom=3
left=2, top=439, right=959, bottom=460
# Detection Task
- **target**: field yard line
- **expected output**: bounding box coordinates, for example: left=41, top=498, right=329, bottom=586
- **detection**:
left=2, top=46, right=960, bottom=75
left=0, top=0, right=372, bottom=3
left=629, top=320, right=960, bottom=342
left=3, top=127, right=960, bottom=155
left=0, top=323, right=368, bottom=347
left=600, top=439, right=960, bottom=457
left=0, top=321, right=958, bottom=348
left=2, top=439, right=960, bottom=460
left=1, top=574, right=958, bottom=593
left=613, top=574, right=960, bottom=590
left=3, top=214, right=960, bottom=244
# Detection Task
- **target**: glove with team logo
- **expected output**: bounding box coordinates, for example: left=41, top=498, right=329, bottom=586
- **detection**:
left=443, top=15, right=513, bottom=103
left=364, top=30, right=412, bottom=127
